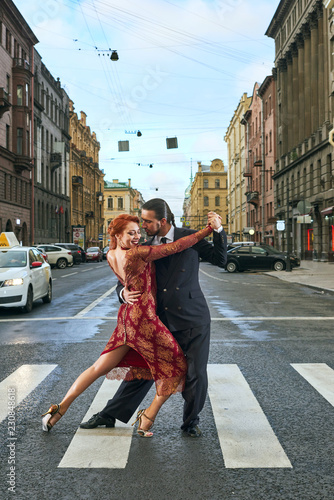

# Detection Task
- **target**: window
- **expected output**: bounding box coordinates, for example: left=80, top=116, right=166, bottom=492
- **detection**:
left=215, top=179, right=220, bottom=188
left=17, top=128, right=23, bottom=155
left=204, top=196, right=209, bottom=207
left=108, top=197, right=113, bottom=209
left=203, top=179, right=208, bottom=188
left=215, top=196, right=220, bottom=206
left=25, top=83, right=29, bottom=106
left=6, top=28, right=11, bottom=53
left=118, top=198, right=123, bottom=210
left=6, top=125, right=10, bottom=150
left=6, top=74, right=10, bottom=93
left=26, top=130, right=30, bottom=156
left=17, top=85, right=23, bottom=106
left=269, top=131, right=272, bottom=152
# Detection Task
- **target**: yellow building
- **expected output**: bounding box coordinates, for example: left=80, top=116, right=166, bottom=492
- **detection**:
left=103, top=178, right=144, bottom=245
left=224, top=93, right=251, bottom=242
left=69, top=101, right=104, bottom=248
left=188, top=159, right=228, bottom=235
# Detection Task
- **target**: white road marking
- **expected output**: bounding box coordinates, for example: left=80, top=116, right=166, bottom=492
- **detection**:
left=58, top=379, right=135, bottom=468
left=74, top=285, right=117, bottom=318
left=1, top=316, right=333, bottom=323
left=61, top=272, right=78, bottom=278
left=291, top=363, right=334, bottom=406
left=0, top=364, right=57, bottom=423
left=207, top=364, right=292, bottom=468
left=200, top=269, right=229, bottom=282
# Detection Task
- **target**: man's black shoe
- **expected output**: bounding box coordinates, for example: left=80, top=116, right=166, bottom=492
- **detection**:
left=80, top=413, right=115, bottom=429
left=183, top=425, right=202, bottom=438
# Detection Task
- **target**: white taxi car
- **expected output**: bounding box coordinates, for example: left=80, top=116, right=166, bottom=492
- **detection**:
left=0, top=232, right=52, bottom=313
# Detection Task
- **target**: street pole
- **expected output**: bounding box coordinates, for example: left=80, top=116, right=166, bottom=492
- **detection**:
left=286, top=182, right=292, bottom=272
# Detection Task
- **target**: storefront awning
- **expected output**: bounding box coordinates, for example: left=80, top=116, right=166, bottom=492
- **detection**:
left=321, top=206, right=334, bottom=216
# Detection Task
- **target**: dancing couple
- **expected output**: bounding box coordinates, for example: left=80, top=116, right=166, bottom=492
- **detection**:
left=42, top=199, right=227, bottom=438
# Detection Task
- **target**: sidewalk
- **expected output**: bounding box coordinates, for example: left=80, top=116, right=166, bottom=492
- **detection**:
left=266, top=260, right=334, bottom=293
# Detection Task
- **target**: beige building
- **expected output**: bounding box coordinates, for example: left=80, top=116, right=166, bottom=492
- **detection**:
left=104, top=178, right=144, bottom=245
left=187, top=159, right=228, bottom=236
left=69, top=101, right=104, bottom=248
left=225, top=93, right=252, bottom=242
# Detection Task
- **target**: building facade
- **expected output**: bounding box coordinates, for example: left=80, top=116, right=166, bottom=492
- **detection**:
left=266, top=0, right=334, bottom=260
left=225, top=93, right=251, bottom=241
left=0, top=0, right=38, bottom=244
left=69, top=101, right=104, bottom=248
left=33, top=50, right=71, bottom=244
left=103, top=178, right=144, bottom=246
left=242, top=78, right=276, bottom=245
left=188, top=159, right=228, bottom=236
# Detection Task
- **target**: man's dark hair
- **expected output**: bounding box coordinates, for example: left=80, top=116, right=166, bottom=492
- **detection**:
left=142, top=198, right=176, bottom=227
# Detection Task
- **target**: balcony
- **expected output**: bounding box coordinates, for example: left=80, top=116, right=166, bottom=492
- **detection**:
left=72, top=175, right=83, bottom=186
left=243, top=171, right=252, bottom=178
left=96, top=191, right=103, bottom=202
left=85, top=211, right=94, bottom=218
left=14, top=155, right=32, bottom=173
left=13, top=58, right=31, bottom=73
left=0, top=88, right=11, bottom=117
left=246, top=191, right=259, bottom=206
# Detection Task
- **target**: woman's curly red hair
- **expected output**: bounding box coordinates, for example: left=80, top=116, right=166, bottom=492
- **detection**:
left=107, top=214, right=140, bottom=250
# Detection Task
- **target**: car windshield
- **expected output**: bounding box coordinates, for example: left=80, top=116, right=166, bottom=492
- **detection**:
left=87, top=247, right=99, bottom=252
left=0, top=250, right=27, bottom=268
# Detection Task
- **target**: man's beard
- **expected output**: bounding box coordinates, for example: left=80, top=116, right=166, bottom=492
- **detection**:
left=145, top=224, right=161, bottom=238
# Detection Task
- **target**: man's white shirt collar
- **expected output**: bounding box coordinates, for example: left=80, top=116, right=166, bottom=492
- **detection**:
left=153, top=226, right=175, bottom=245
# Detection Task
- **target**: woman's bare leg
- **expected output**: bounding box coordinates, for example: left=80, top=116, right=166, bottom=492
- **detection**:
left=48, top=346, right=130, bottom=426
left=138, top=393, right=170, bottom=431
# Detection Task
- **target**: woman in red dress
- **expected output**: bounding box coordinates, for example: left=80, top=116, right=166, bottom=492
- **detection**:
left=42, top=214, right=213, bottom=437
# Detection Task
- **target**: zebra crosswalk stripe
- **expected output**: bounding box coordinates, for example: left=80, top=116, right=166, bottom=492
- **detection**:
left=58, top=379, right=134, bottom=469
left=291, top=363, right=334, bottom=406
left=0, top=364, right=58, bottom=424
left=207, top=364, right=292, bottom=469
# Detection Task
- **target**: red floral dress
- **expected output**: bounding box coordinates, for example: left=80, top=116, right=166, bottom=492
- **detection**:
left=101, top=225, right=213, bottom=396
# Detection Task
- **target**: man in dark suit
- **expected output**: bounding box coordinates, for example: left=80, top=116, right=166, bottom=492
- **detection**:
left=80, top=199, right=227, bottom=437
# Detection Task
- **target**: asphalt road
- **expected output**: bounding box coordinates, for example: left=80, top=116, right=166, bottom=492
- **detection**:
left=0, top=260, right=334, bottom=500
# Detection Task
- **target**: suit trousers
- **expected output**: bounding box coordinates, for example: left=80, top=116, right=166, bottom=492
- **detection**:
left=99, top=323, right=211, bottom=429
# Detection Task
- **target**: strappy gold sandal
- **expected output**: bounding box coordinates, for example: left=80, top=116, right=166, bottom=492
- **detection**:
left=131, top=409, right=154, bottom=438
left=41, top=404, right=64, bottom=432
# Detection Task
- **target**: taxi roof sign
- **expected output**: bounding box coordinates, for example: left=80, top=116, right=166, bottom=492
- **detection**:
left=0, top=232, right=20, bottom=248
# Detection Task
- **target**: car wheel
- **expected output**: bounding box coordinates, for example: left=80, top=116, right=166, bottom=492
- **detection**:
left=23, top=286, right=33, bottom=313
left=226, top=261, right=238, bottom=273
left=42, top=281, right=52, bottom=303
left=273, top=260, right=285, bottom=271
left=57, top=258, right=67, bottom=269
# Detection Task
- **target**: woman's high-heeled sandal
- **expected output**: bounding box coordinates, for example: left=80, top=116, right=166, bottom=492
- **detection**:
left=41, top=404, right=63, bottom=432
left=131, top=409, right=154, bottom=438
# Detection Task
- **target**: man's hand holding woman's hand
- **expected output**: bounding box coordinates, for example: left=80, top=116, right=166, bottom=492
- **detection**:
left=207, top=211, right=222, bottom=231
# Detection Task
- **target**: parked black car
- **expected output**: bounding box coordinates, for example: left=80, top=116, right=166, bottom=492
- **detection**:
left=55, top=243, right=82, bottom=265
left=226, top=244, right=300, bottom=273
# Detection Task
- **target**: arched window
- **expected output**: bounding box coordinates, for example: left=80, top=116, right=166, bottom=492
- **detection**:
left=203, top=179, right=208, bottom=188
left=204, top=196, right=209, bottom=207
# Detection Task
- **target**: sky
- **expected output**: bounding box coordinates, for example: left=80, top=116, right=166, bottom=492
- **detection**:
left=14, top=0, right=277, bottom=222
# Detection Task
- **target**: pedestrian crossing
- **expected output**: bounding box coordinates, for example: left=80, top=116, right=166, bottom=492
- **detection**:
left=1, top=363, right=333, bottom=469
